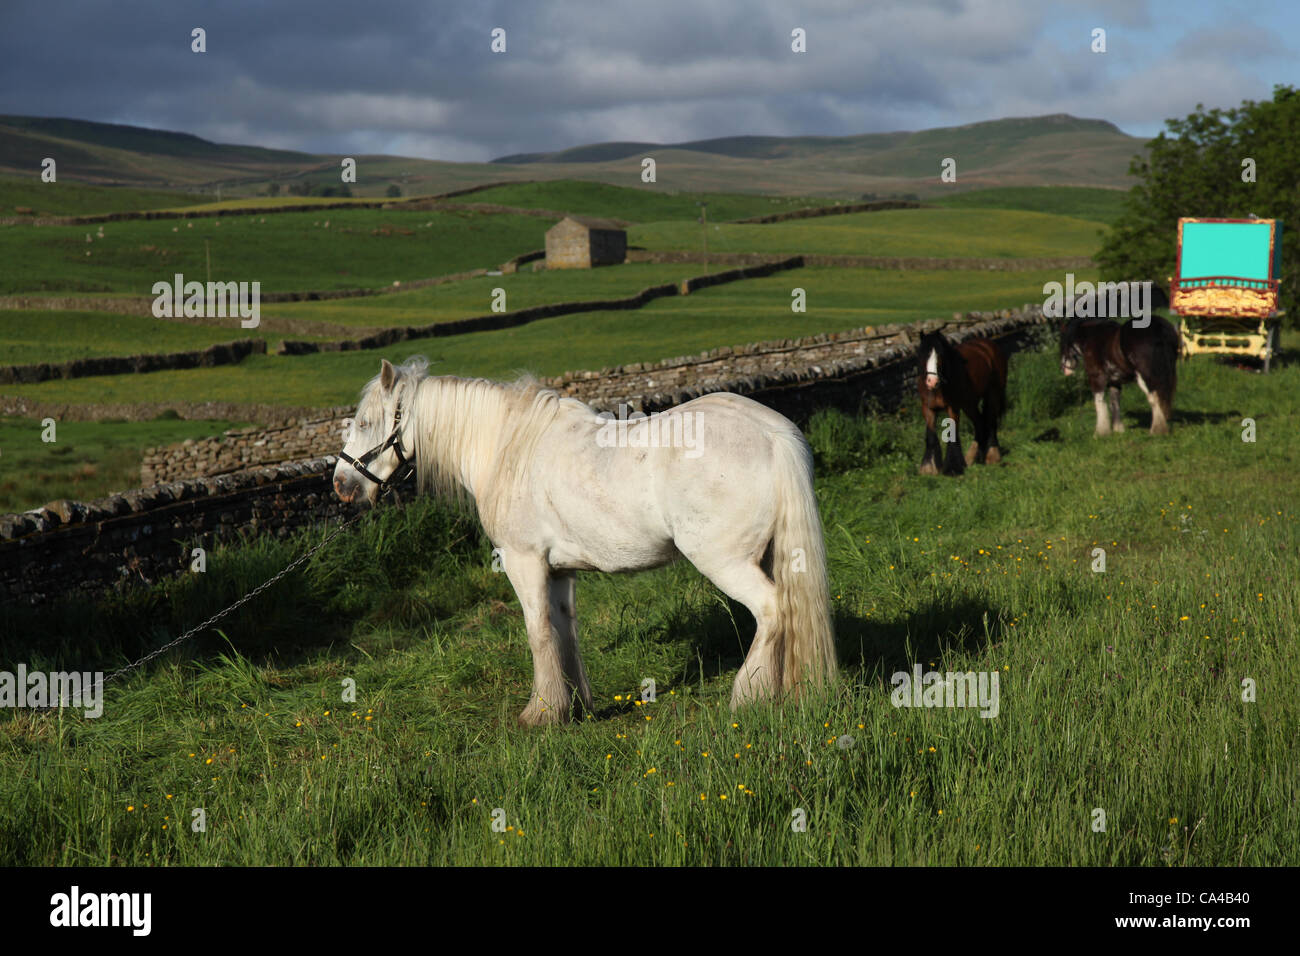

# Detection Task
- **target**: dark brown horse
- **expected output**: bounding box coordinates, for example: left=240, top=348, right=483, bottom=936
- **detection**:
left=1059, top=315, right=1179, bottom=435
left=916, top=332, right=1007, bottom=476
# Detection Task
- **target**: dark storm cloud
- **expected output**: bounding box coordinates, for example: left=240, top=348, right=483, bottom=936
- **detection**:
left=0, top=0, right=1292, bottom=161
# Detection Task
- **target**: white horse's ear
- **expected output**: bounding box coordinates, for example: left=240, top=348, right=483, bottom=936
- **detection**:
left=380, top=359, right=396, bottom=391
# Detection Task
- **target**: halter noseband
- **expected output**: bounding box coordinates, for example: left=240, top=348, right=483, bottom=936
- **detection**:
left=338, top=399, right=414, bottom=493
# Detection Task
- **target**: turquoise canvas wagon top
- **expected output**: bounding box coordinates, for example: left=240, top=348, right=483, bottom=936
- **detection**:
left=1176, top=218, right=1282, bottom=288
left=1172, top=218, right=1283, bottom=316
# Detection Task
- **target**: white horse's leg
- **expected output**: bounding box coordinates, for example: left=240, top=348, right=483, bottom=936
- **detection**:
left=505, top=553, right=571, bottom=726
left=548, top=572, right=594, bottom=716
left=688, top=556, right=780, bottom=708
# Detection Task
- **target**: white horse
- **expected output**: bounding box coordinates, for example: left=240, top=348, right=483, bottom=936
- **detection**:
left=333, top=357, right=838, bottom=725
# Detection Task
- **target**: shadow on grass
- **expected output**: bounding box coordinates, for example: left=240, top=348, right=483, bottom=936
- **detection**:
left=1164, top=407, right=1251, bottom=427
left=834, top=595, right=1006, bottom=683
left=592, top=589, right=1006, bottom=719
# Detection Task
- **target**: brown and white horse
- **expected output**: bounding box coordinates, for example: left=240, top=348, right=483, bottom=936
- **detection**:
left=1059, top=315, right=1179, bottom=435
left=916, top=332, right=1007, bottom=476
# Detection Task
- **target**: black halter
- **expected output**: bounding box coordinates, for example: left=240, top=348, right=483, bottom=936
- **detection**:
left=337, top=399, right=414, bottom=493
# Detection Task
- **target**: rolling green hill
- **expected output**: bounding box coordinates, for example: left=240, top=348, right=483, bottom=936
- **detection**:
left=0, top=116, right=312, bottom=164
left=493, top=116, right=1126, bottom=165
left=0, top=113, right=1146, bottom=200
left=487, top=115, right=1144, bottom=195
left=0, top=116, right=331, bottom=188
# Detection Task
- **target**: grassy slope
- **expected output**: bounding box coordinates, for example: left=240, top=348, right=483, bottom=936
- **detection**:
left=0, top=309, right=286, bottom=364
left=0, top=417, right=245, bottom=512
left=631, top=208, right=1107, bottom=259
left=0, top=338, right=1293, bottom=865
left=0, top=120, right=321, bottom=187
left=1, top=267, right=1099, bottom=410
left=458, top=180, right=836, bottom=222
left=0, top=208, right=555, bottom=294
left=929, top=186, right=1130, bottom=225
left=0, top=177, right=208, bottom=217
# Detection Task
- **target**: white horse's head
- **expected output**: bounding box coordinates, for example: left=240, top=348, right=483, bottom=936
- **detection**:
left=334, top=358, right=420, bottom=506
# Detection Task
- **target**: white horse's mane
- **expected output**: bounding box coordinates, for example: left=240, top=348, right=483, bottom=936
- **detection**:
left=360, top=358, right=571, bottom=526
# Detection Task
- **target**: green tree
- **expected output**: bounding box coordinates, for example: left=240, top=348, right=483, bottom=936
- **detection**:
left=385, top=184, right=402, bottom=198
left=1096, top=84, right=1300, bottom=324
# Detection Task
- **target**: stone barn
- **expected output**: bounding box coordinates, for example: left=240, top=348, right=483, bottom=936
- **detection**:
left=545, top=216, right=627, bottom=269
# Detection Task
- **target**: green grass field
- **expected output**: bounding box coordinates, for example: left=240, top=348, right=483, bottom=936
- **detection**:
left=631, top=208, right=1107, bottom=259
left=1, top=339, right=1294, bottom=865
left=263, top=262, right=713, bottom=331
left=0, top=416, right=244, bottom=513
left=0, top=208, right=556, bottom=294
left=0, top=309, right=283, bottom=364
left=0, top=266, right=703, bottom=351
left=1, top=267, right=1099, bottom=413
left=929, top=186, right=1130, bottom=225
left=0, top=176, right=207, bottom=217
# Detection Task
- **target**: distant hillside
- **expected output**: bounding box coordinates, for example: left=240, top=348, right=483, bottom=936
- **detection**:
left=0, top=116, right=313, bottom=164
left=0, top=112, right=1145, bottom=199
left=486, top=115, right=1143, bottom=196
left=0, top=115, right=331, bottom=189
left=492, top=114, right=1136, bottom=164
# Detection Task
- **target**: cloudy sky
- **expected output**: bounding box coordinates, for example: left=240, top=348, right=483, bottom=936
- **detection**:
left=0, top=0, right=1294, bottom=161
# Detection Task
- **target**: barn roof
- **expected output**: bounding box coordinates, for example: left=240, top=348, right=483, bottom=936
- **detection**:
left=553, top=214, right=626, bottom=232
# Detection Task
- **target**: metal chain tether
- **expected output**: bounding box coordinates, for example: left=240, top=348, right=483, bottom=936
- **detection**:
left=100, top=507, right=370, bottom=687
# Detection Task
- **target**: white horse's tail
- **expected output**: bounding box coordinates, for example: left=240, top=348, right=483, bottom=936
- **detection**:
left=769, top=428, right=838, bottom=698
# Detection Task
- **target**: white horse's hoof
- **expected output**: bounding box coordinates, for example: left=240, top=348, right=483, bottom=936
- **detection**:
left=519, top=699, right=567, bottom=726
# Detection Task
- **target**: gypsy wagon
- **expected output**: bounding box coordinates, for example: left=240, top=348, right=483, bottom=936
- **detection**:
left=1169, top=217, right=1284, bottom=372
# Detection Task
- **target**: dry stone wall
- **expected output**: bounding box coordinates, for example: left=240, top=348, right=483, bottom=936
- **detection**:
left=0, top=339, right=265, bottom=385
left=728, top=199, right=923, bottom=223
left=0, top=457, right=413, bottom=606
left=141, top=411, right=352, bottom=485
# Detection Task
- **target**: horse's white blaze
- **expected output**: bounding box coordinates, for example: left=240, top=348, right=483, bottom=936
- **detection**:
left=336, top=362, right=838, bottom=723
left=923, top=348, right=940, bottom=389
